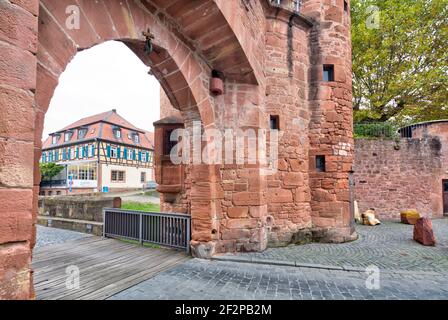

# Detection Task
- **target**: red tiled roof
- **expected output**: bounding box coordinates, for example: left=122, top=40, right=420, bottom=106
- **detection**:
left=43, top=110, right=154, bottom=150
left=59, top=109, right=141, bottom=132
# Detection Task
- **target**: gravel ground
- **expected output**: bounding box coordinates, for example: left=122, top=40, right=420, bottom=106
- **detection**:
left=35, top=225, right=91, bottom=249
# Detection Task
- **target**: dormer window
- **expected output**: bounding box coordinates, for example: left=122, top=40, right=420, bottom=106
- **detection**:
left=130, top=132, right=140, bottom=144
left=78, top=127, right=88, bottom=140
left=64, top=131, right=73, bottom=142
left=112, top=126, right=122, bottom=139
left=52, top=135, right=60, bottom=145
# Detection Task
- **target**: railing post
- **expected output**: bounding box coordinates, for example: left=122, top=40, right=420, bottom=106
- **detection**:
left=139, top=213, right=143, bottom=245
left=186, top=218, right=191, bottom=254
left=102, top=209, right=106, bottom=238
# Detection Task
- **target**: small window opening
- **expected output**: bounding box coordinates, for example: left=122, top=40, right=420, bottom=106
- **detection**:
left=323, top=65, right=334, bottom=82
left=344, top=1, right=348, bottom=12
left=316, top=155, right=326, bottom=172
left=164, top=129, right=177, bottom=156
left=270, top=115, right=280, bottom=130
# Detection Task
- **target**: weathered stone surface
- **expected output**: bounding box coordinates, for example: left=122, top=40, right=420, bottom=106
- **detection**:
left=401, top=210, right=421, bottom=225
left=354, top=132, right=447, bottom=221
left=413, top=218, right=436, bottom=246
left=0, top=0, right=356, bottom=300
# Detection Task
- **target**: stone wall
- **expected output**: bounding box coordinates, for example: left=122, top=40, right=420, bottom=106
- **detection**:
left=0, top=0, right=356, bottom=299
left=354, top=138, right=445, bottom=220
left=37, top=196, right=121, bottom=236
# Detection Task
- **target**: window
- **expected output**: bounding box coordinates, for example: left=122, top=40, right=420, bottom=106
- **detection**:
left=111, top=170, right=125, bottom=182
left=68, top=163, right=97, bottom=181
left=141, top=152, right=147, bottom=162
left=78, top=164, right=89, bottom=180
left=164, top=129, right=177, bottom=155
left=141, top=172, right=146, bottom=183
left=114, top=128, right=122, bottom=139
left=344, top=0, right=348, bottom=12
left=323, top=65, right=334, bottom=82
left=128, top=149, right=133, bottom=160
left=110, top=146, right=118, bottom=158
left=56, top=191, right=62, bottom=195
left=52, top=135, right=59, bottom=145
left=270, top=115, right=279, bottom=130
left=78, top=128, right=87, bottom=140
left=134, top=134, right=140, bottom=144
left=88, top=144, right=94, bottom=158
left=316, top=155, right=326, bottom=172
left=64, top=131, right=73, bottom=142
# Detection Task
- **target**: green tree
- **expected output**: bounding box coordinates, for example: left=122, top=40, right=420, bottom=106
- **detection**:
left=40, top=163, right=64, bottom=181
left=351, top=0, right=448, bottom=123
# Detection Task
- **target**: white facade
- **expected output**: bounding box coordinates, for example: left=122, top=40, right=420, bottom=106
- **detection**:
left=101, top=164, right=154, bottom=191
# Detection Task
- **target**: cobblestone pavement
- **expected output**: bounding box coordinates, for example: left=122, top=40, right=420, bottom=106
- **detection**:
left=110, top=259, right=448, bottom=300
left=36, top=225, right=90, bottom=248
left=221, top=219, right=448, bottom=272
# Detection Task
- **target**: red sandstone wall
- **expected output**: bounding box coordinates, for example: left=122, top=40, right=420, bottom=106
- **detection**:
left=354, top=137, right=445, bottom=220
left=0, top=0, right=39, bottom=299
left=302, top=0, right=356, bottom=242
left=264, top=9, right=313, bottom=246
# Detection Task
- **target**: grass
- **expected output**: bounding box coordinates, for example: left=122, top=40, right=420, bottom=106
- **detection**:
left=121, top=201, right=161, bottom=212
left=143, top=190, right=160, bottom=197
left=118, top=238, right=162, bottom=249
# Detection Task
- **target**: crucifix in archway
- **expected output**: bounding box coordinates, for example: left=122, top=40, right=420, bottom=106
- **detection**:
left=142, top=28, right=155, bottom=55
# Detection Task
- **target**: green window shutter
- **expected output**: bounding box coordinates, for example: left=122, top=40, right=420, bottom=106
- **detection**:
left=138, top=151, right=142, bottom=161
left=146, top=152, right=149, bottom=162
left=106, top=145, right=111, bottom=158
left=67, top=148, right=71, bottom=160
left=117, top=147, right=121, bottom=159
left=76, top=147, right=79, bottom=159
left=123, top=148, right=128, bottom=160
left=133, top=150, right=136, bottom=160
left=91, top=144, right=95, bottom=157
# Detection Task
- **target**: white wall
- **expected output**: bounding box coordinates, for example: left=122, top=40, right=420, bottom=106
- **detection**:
left=101, top=164, right=154, bottom=190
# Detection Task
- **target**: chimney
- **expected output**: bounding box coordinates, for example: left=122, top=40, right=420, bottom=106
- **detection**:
left=112, top=109, right=117, bottom=113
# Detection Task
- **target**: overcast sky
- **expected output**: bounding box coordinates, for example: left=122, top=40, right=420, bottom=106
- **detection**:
left=43, top=40, right=160, bottom=138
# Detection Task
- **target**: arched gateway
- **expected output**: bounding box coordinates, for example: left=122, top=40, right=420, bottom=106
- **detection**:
left=0, top=0, right=356, bottom=299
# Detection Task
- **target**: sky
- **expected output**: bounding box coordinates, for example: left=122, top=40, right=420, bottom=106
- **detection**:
left=43, top=40, right=160, bottom=138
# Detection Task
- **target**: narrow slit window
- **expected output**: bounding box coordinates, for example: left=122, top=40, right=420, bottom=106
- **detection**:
left=323, top=65, right=334, bottom=82
left=270, top=115, right=279, bottom=130
left=344, top=1, right=348, bottom=12
left=316, top=155, right=326, bottom=172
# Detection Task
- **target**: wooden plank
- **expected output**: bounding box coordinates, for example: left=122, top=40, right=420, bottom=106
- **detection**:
left=33, top=236, right=190, bottom=300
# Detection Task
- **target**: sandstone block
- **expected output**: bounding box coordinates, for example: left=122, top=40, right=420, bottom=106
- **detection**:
left=413, top=218, right=436, bottom=246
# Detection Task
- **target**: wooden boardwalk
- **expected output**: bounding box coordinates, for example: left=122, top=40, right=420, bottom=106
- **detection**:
left=33, top=236, right=190, bottom=300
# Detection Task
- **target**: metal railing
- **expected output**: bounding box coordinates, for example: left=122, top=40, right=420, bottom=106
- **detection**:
left=103, top=208, right=191, bottom=254
left=40, top=179, right=67, bottom=188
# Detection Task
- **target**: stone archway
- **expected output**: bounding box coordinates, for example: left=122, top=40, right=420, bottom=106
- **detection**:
left=34, top=0, right=228, bottom=261
left=1, top=0, right=357, bottom=300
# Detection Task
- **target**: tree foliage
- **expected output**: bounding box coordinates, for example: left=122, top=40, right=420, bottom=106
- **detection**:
left=351, top=0, right=448, bottom=123
left=40, top=162, right=64, bottom=181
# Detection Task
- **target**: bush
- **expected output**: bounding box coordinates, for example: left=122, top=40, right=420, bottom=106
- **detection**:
left=354, top=122, right=399, bottom=139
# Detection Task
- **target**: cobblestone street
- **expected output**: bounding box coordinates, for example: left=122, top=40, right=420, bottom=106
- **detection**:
left=110, top=259, right=448, bottom=300
left=36, top=225, right=91, bottom=249
left=219, top=219, right=448, bottom=272
left=37, top=222, right=448, bottom=300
